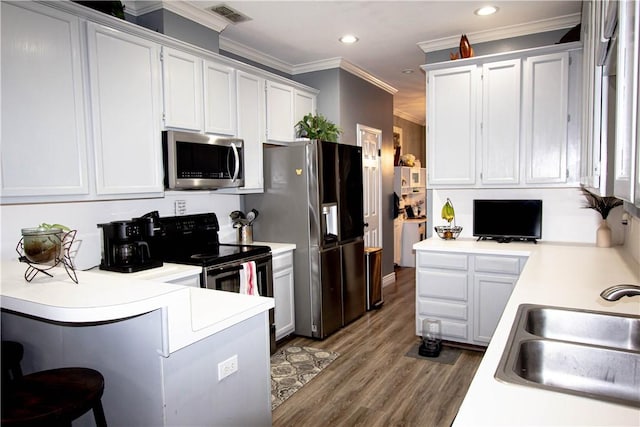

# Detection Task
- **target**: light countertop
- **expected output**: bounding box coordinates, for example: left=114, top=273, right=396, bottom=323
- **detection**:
left=414, top=238, right=640, bottom=426
left=0, top=261, right=274, bottom=355
left=91, top=262, right=202, bottom=283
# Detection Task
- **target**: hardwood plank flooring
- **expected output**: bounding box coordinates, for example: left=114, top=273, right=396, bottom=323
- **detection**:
left=272, top=267, right=484, bottom=427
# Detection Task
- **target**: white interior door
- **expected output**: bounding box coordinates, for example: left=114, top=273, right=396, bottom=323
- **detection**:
left=357, top=124, right=382, bottom=248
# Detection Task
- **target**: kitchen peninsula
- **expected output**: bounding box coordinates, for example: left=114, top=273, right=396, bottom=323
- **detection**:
left=414, top=238, right=640, bottom=425
left=0, top=261, right=274, bottom=427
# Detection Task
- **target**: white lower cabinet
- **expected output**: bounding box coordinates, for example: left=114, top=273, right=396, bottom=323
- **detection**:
left=273, top=250, right=295, bottom=340
left=416, top=251, right=526, bottom=346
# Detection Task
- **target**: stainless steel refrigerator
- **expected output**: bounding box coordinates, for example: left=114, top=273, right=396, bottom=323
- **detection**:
left=246, top=140, right=365, bottom=339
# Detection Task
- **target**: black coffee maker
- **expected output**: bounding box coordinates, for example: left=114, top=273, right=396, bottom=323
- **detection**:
left=98, top=213, right=163, bottom=273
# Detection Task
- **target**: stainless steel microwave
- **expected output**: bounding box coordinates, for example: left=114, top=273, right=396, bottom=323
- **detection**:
left=162, top=130, right=244, bottom=190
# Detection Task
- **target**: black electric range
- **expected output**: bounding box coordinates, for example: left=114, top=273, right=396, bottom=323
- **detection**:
left=151, top=213, right=270, bottom=267
left=149, top=212, right=276, bottom=354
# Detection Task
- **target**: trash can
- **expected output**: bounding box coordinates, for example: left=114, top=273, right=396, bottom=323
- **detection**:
left=364, top=247, right=383, bottom=310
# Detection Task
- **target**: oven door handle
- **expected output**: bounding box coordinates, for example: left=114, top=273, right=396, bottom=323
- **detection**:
left=209, top=264, right=244, bottom=275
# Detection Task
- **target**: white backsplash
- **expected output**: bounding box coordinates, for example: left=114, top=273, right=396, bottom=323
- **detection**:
left=1, top=192, right=242, bottom=270
left=430, top=188, right=627, bottom=245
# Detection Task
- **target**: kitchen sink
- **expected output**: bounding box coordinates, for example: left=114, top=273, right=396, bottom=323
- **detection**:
left=524, top=305, right=640, bottom=351
left=496, top=304, right=640, bottom=407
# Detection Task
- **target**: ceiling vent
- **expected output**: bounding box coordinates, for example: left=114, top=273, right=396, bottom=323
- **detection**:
left=208, top=4, right=251, bottom=24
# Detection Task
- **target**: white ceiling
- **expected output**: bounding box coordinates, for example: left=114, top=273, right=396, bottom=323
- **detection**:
left=129, top=1, right=583, bottom=125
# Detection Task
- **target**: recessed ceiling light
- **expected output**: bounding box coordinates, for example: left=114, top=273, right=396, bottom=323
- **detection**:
left=339, top=34, right=359, bottom=44
left=402, top=69, right=414, bottom=74
left=475, top=6, right=498, bottom=16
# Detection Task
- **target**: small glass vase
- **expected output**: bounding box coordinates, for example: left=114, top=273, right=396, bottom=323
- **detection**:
left=596, top=219, right=612, bottom=248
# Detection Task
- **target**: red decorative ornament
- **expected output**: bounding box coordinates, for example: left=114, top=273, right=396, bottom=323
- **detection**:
left=459, top=34, right=473, bottom=58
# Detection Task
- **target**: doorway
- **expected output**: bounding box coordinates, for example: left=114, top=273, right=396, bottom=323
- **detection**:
left=357, top=124, right=382, bottom=248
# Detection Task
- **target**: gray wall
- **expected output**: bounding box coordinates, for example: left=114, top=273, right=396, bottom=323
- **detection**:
left=294, top=68, right=341, bottom=125
left=136, top=9, right=220, bottom=52
left=425, top=29, right=571, bottom=64
left=220, top=50, right=291, bottom=79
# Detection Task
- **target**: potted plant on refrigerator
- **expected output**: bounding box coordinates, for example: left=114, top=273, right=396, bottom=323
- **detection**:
left=295, top=113, right=342, bottom=142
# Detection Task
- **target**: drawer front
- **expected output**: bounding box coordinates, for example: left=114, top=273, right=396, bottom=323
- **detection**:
left=417, top=316, right=468, bottom=340
left=272, top=251, right=293, bottom=272
left=418, top=252, right=468, bottom=270
left=441, top=321, right=469, bottom=340
left=417, top=270, right=468, bottom=300
left=417, top=299, right=467, bottom=320
left=475, top=255, right=521, bottom=275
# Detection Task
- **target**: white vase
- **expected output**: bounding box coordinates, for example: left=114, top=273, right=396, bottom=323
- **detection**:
left=596, top=219, right=612, bottom=248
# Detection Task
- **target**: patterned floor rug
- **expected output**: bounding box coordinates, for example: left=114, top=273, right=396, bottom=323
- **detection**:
left=270, top=346, right=339, bottom=410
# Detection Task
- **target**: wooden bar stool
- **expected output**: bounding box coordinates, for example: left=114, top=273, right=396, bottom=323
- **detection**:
left=1, top=341, right=107, bottom=427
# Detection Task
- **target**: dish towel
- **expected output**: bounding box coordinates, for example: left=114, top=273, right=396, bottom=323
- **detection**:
left=239, top=261, right=260, bottom=296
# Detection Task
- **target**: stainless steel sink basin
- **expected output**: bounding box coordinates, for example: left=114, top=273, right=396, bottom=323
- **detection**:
left=496, top=304, right=640, bottom=407
left=524, top=306, right=640, bottom=351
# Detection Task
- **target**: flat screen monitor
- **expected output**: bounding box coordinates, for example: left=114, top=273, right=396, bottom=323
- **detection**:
left=473, top=199, right=542, bottom=243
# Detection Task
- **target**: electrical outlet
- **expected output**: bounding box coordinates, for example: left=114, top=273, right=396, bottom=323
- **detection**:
left=174, top=200, right=187, bottom=216
left=218, top=355, right=238, bottom=381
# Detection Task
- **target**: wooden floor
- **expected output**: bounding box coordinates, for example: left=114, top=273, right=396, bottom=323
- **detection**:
left=272, top=267, right=484, bottom=427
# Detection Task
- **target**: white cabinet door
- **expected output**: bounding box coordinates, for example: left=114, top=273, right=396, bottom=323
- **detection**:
left=427, top=65, right=478, bottom=186
left=614, top=0, right=639, bottom=202
left=87, top=23, right=163, bottom=195
left=473, top=273, right=517, bottom=343
left=162, top=47, right=203, bottom=131
left=273, top=251, right=295, bottom=340
left=481, top=59, right=521, bottom=185
left=1, top=2, right=89, bottom=197
left=523, top=52, right=570, bottom=184
left=235, top=70, right=265, bottom=193
left=266, top=80, right=295, bottom=142
left=203, top=61, right=236, bottom=136
left=294, top=89, right=316, bottom=129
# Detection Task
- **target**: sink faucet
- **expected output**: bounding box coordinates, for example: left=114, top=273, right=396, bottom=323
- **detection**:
left=600, top=284, right=640, bottom=301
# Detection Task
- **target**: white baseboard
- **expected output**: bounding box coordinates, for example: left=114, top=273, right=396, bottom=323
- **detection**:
left=382, top=272, right=396, bottom=288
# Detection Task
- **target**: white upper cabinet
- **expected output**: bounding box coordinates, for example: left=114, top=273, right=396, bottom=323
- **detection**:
left=425, top=43, right=580, bottom=189
left=481, top=59, right=521, bottom=185
left=235, top=70, right=265, bottom=193
left=1, top=2, right=89, bottom=198
left=86, top=23, right=163, bottom=195
left=203, top=61, right=237, bottom=136
left=614, top=0, right=639, bottom=202
left=266, top=80, right=295, bottom=142
left=161, top=47, right=203, bottom=132
left=266, top=81, right=317, bottom=143
left=294, top=89, right=316, bottom=127
left=523, top=52, right=570, bottom=184
left=162, top=48, right=240, bottom=137
left=427, top=65, right=478, bottom=186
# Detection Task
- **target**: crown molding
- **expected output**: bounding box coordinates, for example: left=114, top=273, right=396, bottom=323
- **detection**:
left=418, top=13, right=581, bottom=53
left=126, top=1, right=231, bottom=31
left=394, top=109, right=425, bottom=126
left=219, top=37, right=294, bottom=74
left=293, top=58, right=398, bottom=95
left=220, top=39, right=398, bottom=95
left=121, top=1, right=162, bottom=16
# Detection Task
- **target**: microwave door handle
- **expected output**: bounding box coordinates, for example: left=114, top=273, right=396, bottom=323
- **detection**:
left=230, top=142, right=240, bottom=182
